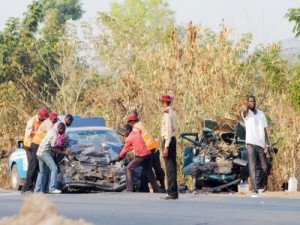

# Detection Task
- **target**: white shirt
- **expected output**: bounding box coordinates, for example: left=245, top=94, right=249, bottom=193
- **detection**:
left=161, top=106, right=177, bottom=148
left=242, top=109, right=268, bottom=148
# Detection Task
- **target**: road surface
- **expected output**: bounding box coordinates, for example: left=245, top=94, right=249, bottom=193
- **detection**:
left=1, top=190, right=300, bottom=225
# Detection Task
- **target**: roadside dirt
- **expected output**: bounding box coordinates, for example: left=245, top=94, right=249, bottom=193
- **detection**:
left=0, top=193, right=93, bottom=225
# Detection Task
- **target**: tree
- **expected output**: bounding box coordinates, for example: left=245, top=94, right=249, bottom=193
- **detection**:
left=286, top=8, right=300, bottom=38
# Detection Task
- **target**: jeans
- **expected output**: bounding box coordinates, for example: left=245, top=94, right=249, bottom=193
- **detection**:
left=34, top=152, right=58, bottom=192
left=247, top=144, right=268, bottom=192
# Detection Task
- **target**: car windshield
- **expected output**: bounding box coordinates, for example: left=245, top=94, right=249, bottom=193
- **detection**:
left=67, top=129, right=122, bottom=144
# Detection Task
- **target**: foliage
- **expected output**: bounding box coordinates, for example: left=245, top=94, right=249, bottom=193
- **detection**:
left=286, top=8, right=300, bottom=38
left=1, top=0, right=300, bottom=191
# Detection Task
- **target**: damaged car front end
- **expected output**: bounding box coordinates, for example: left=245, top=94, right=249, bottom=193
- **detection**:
left=58, top=140, right=128, bottom=192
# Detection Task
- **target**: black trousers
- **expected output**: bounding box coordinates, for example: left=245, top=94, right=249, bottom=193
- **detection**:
left=139, top=150, right=165, bottom=192
left=163, top=137, right=178, bottom=198
left=126, top=154, right=159, bottom=192
left=21, top=143, right=39, bottom=192
left=247, top=144, right=268, bottom=192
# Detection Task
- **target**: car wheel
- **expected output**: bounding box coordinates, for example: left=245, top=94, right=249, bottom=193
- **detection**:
left=11, top=164, right=22, bottom=190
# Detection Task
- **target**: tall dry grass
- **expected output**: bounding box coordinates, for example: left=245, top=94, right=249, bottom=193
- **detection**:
left=0, top=22, right=299, bottom=191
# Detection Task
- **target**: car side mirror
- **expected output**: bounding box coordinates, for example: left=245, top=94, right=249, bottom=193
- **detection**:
left=17, top=141, right=24, bottom=149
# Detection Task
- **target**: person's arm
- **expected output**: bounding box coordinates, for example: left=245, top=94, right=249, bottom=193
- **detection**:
left=242, top=103, right=249, bottom=118
left=163, top=113, right=172, bottom=158
left=51, top=147, right=72, bottom=155
left=24, top=118, right=34, bottom=142
left=119, top=135, right=133, bottom=159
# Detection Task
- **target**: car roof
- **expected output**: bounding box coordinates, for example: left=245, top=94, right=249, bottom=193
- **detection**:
left=70, top=117, right=106, bottom=127
left=67, top=126, right=114, bottom=132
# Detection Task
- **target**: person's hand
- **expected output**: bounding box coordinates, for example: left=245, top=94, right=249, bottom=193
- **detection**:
left=264, top=145, right=270, bottom=154
left=116, top=155, right=122, bottom=162
left=163, top=148, right=168, bottom=158
left=65, top=149, right=72, bottom=156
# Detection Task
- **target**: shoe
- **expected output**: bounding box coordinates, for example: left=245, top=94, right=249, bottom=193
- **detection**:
left=160, top=194, right=178, bottom=200
left=251, top=193, right=258, bottom=198
left=258, top=189, right=266, bottom=196
left=160, top=187, right=166, bottom=193
left=21, top=190, right=33, bottom=195
left=49, top=189, right=61, bottom=194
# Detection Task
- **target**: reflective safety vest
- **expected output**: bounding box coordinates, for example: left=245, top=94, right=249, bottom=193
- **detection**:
left=32, top=118, right=54, bottom=145
left=23, top=115, right=42, bottom=148
left=134, top=122, right=158, bottom=151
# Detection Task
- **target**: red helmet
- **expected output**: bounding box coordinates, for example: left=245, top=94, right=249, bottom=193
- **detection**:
left=127, top=114, right=138, bottom=123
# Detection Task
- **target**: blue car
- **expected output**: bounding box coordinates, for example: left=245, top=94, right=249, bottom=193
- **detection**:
left=8, top=117, right=127, bottom=191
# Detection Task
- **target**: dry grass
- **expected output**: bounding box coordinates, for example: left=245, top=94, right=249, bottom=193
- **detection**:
left=0, top=22, right=299, bottom=191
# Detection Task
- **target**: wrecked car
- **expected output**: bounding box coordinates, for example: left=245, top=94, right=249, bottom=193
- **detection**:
left=9, top=117, right=140, bottom=192
left=181, top=118, right=277, bottom=192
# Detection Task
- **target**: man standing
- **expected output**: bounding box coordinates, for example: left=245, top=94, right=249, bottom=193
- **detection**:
left=117, top=124, right=160, bottom=193
left=21, top=112, right=58, bottom=194
left=23, top=108, right=49, bottom=163
left=127, top=113, right=166, bottom=192
left=160, top=95, right=178, bottom=200
left=34, top=123, right=71, bottom=194
left=242, top=95, right=270, bottom=197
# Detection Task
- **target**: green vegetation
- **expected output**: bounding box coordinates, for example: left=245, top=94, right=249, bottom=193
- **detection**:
left=0, top=0, right=299, bottom=190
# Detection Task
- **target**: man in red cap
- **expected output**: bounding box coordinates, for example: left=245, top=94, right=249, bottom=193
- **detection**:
left=116, top=124, right=160, bottom=193
left=127, top=111, right=166, bottom=193
left=23, top=108, right=49, bottom=159
left=159, top=94, right=178, bottom=200
left=21, top=110, right=58, bottom=194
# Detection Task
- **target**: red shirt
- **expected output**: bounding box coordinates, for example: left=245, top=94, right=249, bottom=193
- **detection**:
left=119, top=129, right=151, bottom=159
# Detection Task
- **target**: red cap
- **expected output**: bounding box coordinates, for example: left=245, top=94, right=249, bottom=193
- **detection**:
left=49, top=112, right=58, bottom=119
left=127, top=114, right=138, bottom=123
left=38, top=108, right=49, bottom=119
left=159, top=95, right=174, bottom=103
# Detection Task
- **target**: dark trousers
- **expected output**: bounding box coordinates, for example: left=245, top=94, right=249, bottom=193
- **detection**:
left=22, top=143, right=39, bottom=192
left=24, top=146, right=31, bottom=164
left=126, top=154, right=159, bottom=192
left=163, top=137, right=178, bottom=198
left=247, top=144, right=268, bottom=192
left=139, top=150, right=165, bottom=192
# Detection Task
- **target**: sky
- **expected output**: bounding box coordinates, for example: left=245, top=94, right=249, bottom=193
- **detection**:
left=0, top=0, right=299, bottom=48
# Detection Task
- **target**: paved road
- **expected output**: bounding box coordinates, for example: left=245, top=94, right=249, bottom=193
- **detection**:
left=1, top=190, right=300, bottom=225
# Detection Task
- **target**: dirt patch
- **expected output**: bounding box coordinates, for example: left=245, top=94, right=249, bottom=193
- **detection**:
left=0, top=193, right=93, bottom=225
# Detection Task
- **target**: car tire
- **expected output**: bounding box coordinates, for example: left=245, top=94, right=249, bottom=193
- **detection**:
left=11, top=164, right=22, bottom=190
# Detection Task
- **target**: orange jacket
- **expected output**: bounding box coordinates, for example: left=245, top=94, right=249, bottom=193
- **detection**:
left=32, top=118, right=54, bottom=145
left=23, top=115, right=42, bottom=147
left=134, top=121, right=158, bottom=151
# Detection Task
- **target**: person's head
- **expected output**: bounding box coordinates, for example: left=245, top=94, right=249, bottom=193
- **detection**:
left=49, top=112, right=58, bottom=124
left=127, top=113, right=139, bottom=126
left=159, top=94, right=173, bottom=107
left=37, top=108, right=49, bottom=121
left=57, top=122, right=66, bottom=134
left=124, top=124, right=132, bottom=137
left=247, top=95, right=256, bottom=110
left=64, top=114, right=74, bottom=127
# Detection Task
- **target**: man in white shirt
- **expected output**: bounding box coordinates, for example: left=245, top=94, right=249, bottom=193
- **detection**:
left=242, top=95, right=270, bottom=197
left=160, top=94, right=178, bottom=200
